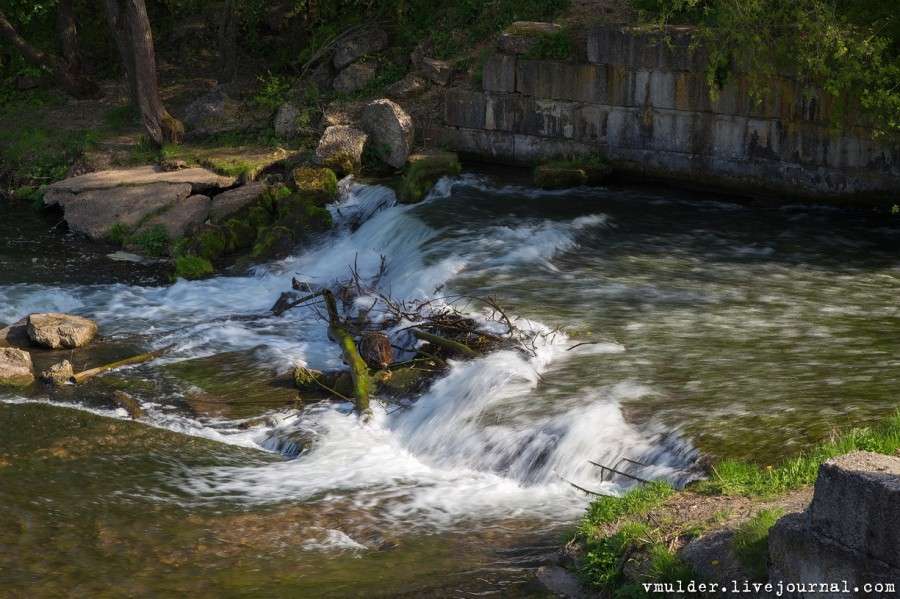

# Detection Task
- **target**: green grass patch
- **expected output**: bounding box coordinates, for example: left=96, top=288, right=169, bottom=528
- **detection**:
left=524, top=29, right=573, bottom=60
left=732, top=508, right=783, bottom=579
left=127, top=225, right=170, bottom=257
left=580, top=480, right=675, bottom=534
left=693, top=411, right=900, bottom=497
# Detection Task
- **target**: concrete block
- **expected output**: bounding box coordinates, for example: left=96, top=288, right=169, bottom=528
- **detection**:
left=809, top=451, right=900, bottom=568
left=523, top=99, right=578, bottom=139
left=512, top=134, right=596, bottom=163
left=444, top=89, right=486, bottom=129
left=485, top=93, right=531, bottom=133
left=483, top=54, right=517, bottom=93
left=516, top=60, right=607, bottom=103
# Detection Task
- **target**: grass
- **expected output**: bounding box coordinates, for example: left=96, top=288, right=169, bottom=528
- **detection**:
left=580, top=480, right=675, bottom=533
left=127, top=225, right=170, bottom=257
left=732, top=508, right=783, bottom=579
left=693, top=411, right=900, bottom=497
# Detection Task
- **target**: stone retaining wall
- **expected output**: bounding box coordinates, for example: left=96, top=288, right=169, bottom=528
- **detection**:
left=433, top=25, right=900, bottom=199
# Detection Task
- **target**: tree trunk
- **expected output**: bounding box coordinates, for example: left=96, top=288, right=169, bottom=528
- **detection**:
left=0, top=7, right=99, bottom=98
left=217, top=0, right=238, bottom=82
left=105, top=0, right=184, bottom=145
left=56, top=0, right=82, bottom=75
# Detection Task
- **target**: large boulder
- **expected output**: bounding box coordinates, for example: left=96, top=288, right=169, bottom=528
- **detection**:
left=209, top=182, right=266, bottom=222
left=26, top=313, right=98, bottom=349
left=315, top=125, right=368, bottom=174
left=333, top=62, right=376, bottom=94
left=359, top=99, right=414, bottom=169
left=45, top=166, right=235, bottom=197
left=182, top=88, right=242, bottom=137
left=333, top=29, right=389, bottom=69
left=768, top=452, right=900, bottom=597
left=0, top=318, right=30, bottom=349
left=274, top=102, right=301, bottom=138
left=137, top=194, right=211, bottom=239
left=62, top=182, right=193, bottom=240
left=0, top=348, right=34, bottom=386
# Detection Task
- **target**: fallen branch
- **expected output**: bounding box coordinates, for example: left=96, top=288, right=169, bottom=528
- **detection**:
left=412, top=329, right=478, bottom=359
left=72, top=346, right=171, bottom=384
left=323, top=289, right=371, bottom=415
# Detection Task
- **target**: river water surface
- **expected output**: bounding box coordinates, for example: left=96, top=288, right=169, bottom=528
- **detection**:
left=1, top=175, right=898, bottom=596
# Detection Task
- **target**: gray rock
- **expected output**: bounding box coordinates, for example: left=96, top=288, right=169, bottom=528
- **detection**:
left=333, top=62, right=376, bottom=94
left=0, top=347, right=34, bottom=386
left=482, top=53, right=517, bottom=93
left=182, top=88, right=241, bottom=136
left=40, top=360, right=74, bottom=386
left=0, top=318, right=30, bottom=349
left=43, top=188, right=77, bottom=207
left=46, top=165, right=235, bottom=196
left=27, top=313, right=98, bottom=349
left=419, top=57, right=453, bottom=86
left=808, top=451, right=900, bottom=567
left=535, top=565, right=587, bottom=598
left=63, top=182, right=193, bottom=239
left=107, top=251, right=145, bottom=263
left=209, top=183, right=266, bottom=222
left=678, top=529, right=748, bottom=583
left=333, top=29, right=389, bottom=69
left=386, top=73, right=428, bottom=99
left=315, top=125, right=368, bottom=172
left=359, top=99, right=414, bottom=168
left=137, top=194, right=211, bottom=239
left=274, top=102, right=301, bottom=138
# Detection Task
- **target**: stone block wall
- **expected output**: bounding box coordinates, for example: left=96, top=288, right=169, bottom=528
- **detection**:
left=433, top=25, right=900, bottom=199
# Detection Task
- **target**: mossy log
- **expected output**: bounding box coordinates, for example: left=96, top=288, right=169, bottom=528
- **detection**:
left=323, top=289, right=372, bottom=415
left=72, top=347, right=170, bottom=384
left=412, top=329, right=478, bottom=359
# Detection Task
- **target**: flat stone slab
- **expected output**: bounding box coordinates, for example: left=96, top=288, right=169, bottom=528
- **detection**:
left=47, top=165, right=235, bottom=195
left=138, top=194, right=211, bottom=239
left=209, top=182, right=265, bottom=223
left=63, top=182, right=193, bottom=239
left=809, top=451, right=900, bottom=567
left=0, top=347, right=34, bottom=386
left=27, top=312, right=98, bottom=349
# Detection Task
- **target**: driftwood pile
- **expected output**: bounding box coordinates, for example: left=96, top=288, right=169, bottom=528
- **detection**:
left=272, top=260, right=545, bottom=417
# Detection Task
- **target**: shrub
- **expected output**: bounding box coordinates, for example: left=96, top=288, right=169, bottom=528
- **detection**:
left=173, top=255, right=214, bottom=280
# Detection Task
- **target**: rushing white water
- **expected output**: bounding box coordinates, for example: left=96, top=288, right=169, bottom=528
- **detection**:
left=0, top=176, right=700, bottom=532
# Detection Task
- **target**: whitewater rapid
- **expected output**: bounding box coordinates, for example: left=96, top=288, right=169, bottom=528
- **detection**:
left=0, top=176, right=699, bottom=534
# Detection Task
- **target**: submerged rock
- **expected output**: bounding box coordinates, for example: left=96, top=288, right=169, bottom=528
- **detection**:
left=112, top=390, right=143, bottom=420
left=315, top=125, right=368, bottom=174
left=27, top=313, right=98, bottom=349
left=360, top=99, right=414, bottom=168
left=0, top=347, right=34, bottom=386
left=40, top=360, right=74, bottom=386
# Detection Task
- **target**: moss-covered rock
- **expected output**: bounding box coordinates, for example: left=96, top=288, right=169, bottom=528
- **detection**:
left=275, top=193, right=333, bottom=235
left=292, top=166, right=338, bottom=204
left=533, top=155, right=612, bottom=189
left=373, top=365, right=428, bottom=396
left=225, top=218, right=256, bottom=252
left=251, top=225, right=294, bottom=259
left=190, top=224, right=230, bottom=261
left=398, top=152, right=462, bottom=203
left=173, top=255, right=214, bottom=280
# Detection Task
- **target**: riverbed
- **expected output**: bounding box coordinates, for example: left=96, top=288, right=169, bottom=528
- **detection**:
left=1, top=174, right=898, bottom=596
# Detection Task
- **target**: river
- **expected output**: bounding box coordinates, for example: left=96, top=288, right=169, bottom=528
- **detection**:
left=1, top=173, right=898, bottom=596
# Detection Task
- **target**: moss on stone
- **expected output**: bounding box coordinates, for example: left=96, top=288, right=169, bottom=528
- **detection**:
left=534, top=155, right=612, bottom=189
left=173, top=255, right=214, bottom=280
left=292, top=166, right=338, bottom=204
left=251, top=225, right=293, bottom=259
left=321, top=151, right=358, bottom=176
left=225, top=218, right=256, bottom=252
left=192, top=225, right=229, bottom=261
left=398, top=152, right=462, bottom=203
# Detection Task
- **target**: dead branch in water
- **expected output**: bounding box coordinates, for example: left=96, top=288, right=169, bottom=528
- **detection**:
left=72, top=346, right=172, bottom=384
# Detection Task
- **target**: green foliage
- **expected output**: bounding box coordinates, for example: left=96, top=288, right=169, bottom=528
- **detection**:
left=105, top=223, right=132, bottom=246
left=524, top=30, right=574, bottom=60
left=693, top=411, right=900, bottom=496
left=127, top=225, right=170, bottom=257
left=581, top=522, right=651, bottom=589
left=0, top=125, right=97, bottom=185
left=253, top=72, right=291, bottom=112
left=173, top=255, right=214, bottom=280
left=193, top=227, right=229, bottom=261
left=732, top=508, right=783, bottom=579
left=636, top=0, right=900, bottom=136
left=292, top=166, right=338, bottom=203
left=103, top=105, right=139, bottom=131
